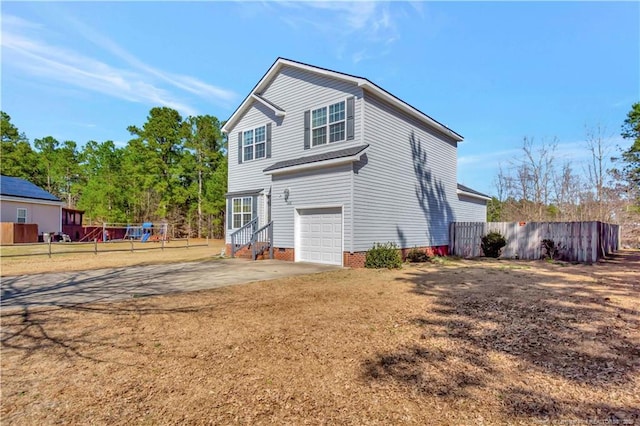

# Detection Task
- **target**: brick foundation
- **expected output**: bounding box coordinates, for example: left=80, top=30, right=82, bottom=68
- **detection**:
left=343, top=251, right=367, bottom=268
left=225, top=244, right=253, bottom=259
left=346, top=245, right=449, bottom=268
left=400, top=245, right=449, bottom=259
left=227, top=244, right=449, bottom=267
left=273, top=247, right=295, bottom=261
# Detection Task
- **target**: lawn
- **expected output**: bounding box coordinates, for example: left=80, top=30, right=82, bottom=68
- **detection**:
left=1, top=252, right=638, bottom=425
left=0, top=239, right=225, bottom=276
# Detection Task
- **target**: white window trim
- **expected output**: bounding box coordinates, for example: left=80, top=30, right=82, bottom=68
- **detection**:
left=310, top=98, right=347, bottom=148
left=242, top=124, right=267, bottom=163
left=17, top=208, right=27, bottom=224
left=231, top=197, right=253, bottom=229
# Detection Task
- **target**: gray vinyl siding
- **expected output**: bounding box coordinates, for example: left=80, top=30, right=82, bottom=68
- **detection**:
left=224, top=193, right=267, bottom=245
left=260, top=66, right=363, bottom=162
left=271, top=164, right=352, bottom=250
left=226, top=63, right=480, bottom=250
left=226, top=65, right=364, bottom=242
left=353, top=91, right=460, bottom=251
left=455, top=195, right=487, bottom=222
left=227, top=102, right=276, bottom=193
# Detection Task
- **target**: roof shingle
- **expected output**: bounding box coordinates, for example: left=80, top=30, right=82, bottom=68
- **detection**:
left=457, top=183, right=490, bottom=199
left=0, top=175, right=61, bottom=202
left=263, top=145, right=369, bottom=173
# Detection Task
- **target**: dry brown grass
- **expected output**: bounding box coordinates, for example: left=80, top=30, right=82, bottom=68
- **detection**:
left=1, top=251, right=639, bottom=425
left=0, top=239, right=225, bottom=276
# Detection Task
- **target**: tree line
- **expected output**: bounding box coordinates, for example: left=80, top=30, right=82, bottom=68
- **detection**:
left=2, top=103, right=638, bottom=243
left=1, top=107, right=228, bottom=238
left=488, top=103, right=640, bottom=246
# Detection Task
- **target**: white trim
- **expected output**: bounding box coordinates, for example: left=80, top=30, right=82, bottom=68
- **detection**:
left=230, top=196, right=254, bottom=229
left=294, top=208, right=300, bottom=262
left=240, top=124, right=267, bottom=163
left=350, top=163, right=354, bottom=254
left=0, top=195, right=63, bottom=206
left=16, top=208, right=27, bottom=223
left=359, top=81, right=461, bottom=141
left=294, top=205, right=344, bottom=266
left=309, top=98, right=347, bottom=148
left=359, top=93, right=365, bottom=145
left=264, top=148, right=368, bottom=176
left=222, top=58, right=463, bottom=142
left=457, top=189, right=491, bottom=201
left=251, top=94, right=286, bottom=117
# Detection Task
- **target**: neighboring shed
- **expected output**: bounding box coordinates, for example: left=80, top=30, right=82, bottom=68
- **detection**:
left=0, top=175, right=63, bottom=243
left=62, top=207, right=85, bottom=241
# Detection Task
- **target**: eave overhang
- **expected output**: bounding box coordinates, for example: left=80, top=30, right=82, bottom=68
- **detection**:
left=221, top=58, right=464, bottom=143
left=263, top=144, right=369, bottom=176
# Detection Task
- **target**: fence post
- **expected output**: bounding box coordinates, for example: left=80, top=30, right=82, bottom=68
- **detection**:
left=48, top=238, right=52, bottom=258
left=162, top=237, right=165, bottom=251
left=94, top=238, right=98, bottom=255
left=130, top=238, right=134, bottom=253
left=206, top=236, right=209, bottom=247
left=187, top=236, right=189, bottom=249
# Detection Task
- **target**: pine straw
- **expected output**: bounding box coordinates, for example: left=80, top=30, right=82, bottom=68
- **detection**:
left=1, top=252, right=639, bottom=425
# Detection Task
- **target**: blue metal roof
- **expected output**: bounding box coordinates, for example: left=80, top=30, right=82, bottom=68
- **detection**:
left=0, top=175, right=61, bottom=202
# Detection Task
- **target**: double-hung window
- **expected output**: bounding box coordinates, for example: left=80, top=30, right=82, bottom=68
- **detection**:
left=311, top=101, right=346, bottom=147
left=232, top=197, right=252, bottom=229
left=243, top=125, right=266, bottom=162
left=17, top=208, right=27, bottom=224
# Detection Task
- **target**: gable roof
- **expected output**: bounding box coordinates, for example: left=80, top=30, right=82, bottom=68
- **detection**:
left=457, top=183, right=491, bottom=201
left=221, top=57, right=463, bottom=142
left=0, top=175, right=61, bottom=202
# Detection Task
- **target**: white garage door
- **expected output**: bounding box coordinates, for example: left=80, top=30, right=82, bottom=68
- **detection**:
left=297, top=207, right=342, bottom=266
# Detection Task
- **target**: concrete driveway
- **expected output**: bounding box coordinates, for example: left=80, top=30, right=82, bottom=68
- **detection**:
left=0, top=259, right=341, bottom=309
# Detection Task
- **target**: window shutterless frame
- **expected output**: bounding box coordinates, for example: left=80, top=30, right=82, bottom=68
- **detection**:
left=17, top=208, right=27, bottom=224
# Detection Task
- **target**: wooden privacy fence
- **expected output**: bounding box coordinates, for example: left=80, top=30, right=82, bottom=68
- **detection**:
left=449, top=221, right=620, bottom=263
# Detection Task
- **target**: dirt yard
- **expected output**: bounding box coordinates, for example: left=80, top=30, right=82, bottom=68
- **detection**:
left=1, top=252, right=639, bottom=425
left=0, top=239, right=225, bottom=276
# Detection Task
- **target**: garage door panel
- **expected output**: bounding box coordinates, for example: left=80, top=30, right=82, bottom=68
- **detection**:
left=298, top=207, right=342, bottom=266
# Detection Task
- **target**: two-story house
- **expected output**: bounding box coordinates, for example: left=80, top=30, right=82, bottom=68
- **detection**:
left=222, top=58, right=489, bottom=267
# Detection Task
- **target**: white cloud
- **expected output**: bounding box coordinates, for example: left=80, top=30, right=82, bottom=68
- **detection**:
left=61, top=14, right=237, bottom=104
left=273, top=1, right=401, bottom=63
left=0, top=14, right=237, bottom=117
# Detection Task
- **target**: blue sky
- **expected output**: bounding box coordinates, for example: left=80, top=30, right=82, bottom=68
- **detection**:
left=2, top=1, right=638, bottom=196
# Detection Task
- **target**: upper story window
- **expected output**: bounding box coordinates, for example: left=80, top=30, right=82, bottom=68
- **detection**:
left=17, top=208, right=27, bottom=224
left=311, top=101, right=346, bottom=147
left=243, top=125, right=266, bottom=162
left=237, top=123, right=271, bottom=164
